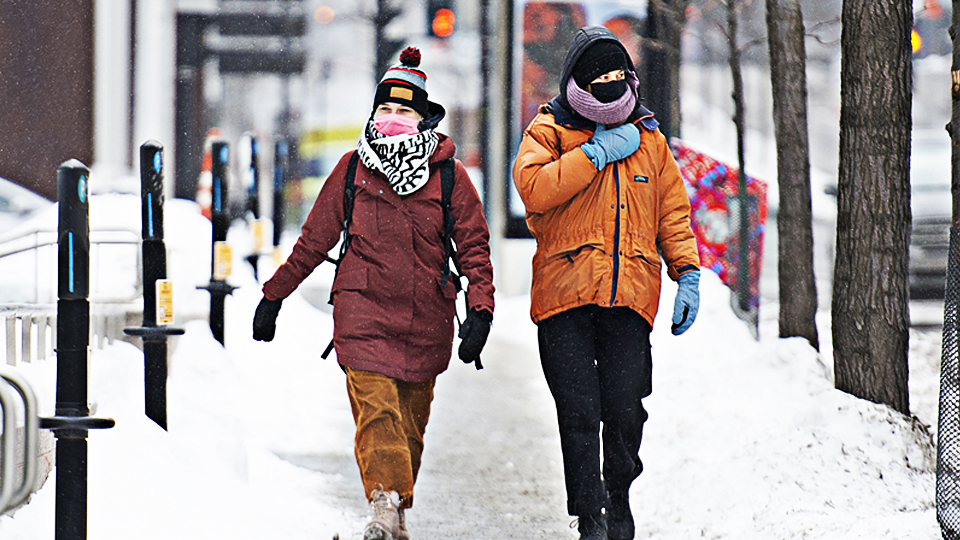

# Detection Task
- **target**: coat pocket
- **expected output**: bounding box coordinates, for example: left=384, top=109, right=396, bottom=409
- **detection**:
left=437, top=274, right=459, bottom=300
left=332, top=266, right=368, bottom=292
left=616, top=243, right=662, bottom=310
left=536, top=244, right=604, bottom=308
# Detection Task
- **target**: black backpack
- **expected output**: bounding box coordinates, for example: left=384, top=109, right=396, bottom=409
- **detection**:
left=321, top=152, right=462, bottom=359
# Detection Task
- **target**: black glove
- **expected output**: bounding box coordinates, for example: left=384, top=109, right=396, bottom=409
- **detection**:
left=253, top=296, right=283, bottom=342
left=458, top=309, right=492, bottom=369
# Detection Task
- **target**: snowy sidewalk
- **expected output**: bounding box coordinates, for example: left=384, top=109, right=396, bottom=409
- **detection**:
left=245, top=264, right=940, bottom=539
left=0, top=227, right=941, bottom=538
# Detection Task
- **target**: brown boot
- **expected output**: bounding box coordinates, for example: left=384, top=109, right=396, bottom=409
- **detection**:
left=363, top=490, right=401, bottom=540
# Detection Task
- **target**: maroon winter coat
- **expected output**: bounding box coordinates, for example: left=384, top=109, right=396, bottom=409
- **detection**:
left=263, top=135, right=495, bottom=382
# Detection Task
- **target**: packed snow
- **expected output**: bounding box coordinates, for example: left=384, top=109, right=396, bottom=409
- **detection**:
left=0, top=188, right=940, bottom=538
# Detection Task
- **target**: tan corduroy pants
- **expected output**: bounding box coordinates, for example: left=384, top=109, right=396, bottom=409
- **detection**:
left=344, top=366, right=435, bottom=509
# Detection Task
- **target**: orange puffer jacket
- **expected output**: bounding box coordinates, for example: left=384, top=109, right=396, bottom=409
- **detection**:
left=513, top=103, right=700, bottom=326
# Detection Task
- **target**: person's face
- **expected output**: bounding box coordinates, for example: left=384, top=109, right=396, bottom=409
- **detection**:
left=587, top=69, right=626, bottom=91
left=374, top=102, right=422, bottom=120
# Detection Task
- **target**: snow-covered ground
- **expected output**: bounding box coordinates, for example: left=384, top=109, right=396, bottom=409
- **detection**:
left=0, top=190, right=940, bottom=538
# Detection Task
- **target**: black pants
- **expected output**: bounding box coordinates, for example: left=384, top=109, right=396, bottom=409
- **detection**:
left=538, top=305, right=652, bottom=517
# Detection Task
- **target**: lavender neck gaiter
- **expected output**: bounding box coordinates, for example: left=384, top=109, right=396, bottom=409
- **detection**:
left=565, top=71, right=639, bottom=125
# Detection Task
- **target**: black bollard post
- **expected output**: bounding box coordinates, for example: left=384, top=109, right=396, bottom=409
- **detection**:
left=123, top=141, right=185, bottom=430
left=246, top=135, right=260, bottom=220
left=39, top=159, right=114, bottom=540
left=244, top=134, right=261, bottom=280
left=272, top=140, right=287, bottom=266
left=197, top=141, right=237, bottom=346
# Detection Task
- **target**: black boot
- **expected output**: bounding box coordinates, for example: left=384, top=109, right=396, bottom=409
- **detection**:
left=606, top=489, right=635, bottom=540
left=576, top=512, right=607, bottom=540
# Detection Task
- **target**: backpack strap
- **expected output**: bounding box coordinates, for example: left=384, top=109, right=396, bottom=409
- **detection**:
left=436, top=158, right=462, bottom=290
left=322, top=152, right=360, bottom=360
left=337, top=152, right=361, bottom=264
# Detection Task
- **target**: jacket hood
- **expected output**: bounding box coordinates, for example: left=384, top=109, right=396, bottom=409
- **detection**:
left=558, top=27, right=637, bottom=105
left=419, top=100, right=446, bottom=131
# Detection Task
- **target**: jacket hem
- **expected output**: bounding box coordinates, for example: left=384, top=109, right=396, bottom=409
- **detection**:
left=337, top=356, right=448, bottom=384
left=532, top=300, right=655, bottom=328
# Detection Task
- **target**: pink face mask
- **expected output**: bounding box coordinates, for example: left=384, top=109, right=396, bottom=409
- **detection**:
left=373, top=113, right=421, bottom=136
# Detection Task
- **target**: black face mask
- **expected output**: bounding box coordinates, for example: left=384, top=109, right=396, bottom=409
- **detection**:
left=590, top=79, right=628, bottom=103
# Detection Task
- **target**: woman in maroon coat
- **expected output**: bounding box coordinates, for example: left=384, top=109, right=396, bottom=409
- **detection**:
left=252, top=48, right=495, bottom=540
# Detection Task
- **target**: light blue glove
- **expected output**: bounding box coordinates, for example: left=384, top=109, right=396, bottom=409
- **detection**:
left=580, top=123, right=641, bottom=170
left=671, top=270, right=700, bottom=336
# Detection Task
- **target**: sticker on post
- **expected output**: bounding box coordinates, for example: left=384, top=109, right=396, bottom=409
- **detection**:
left=156, top=279, right=174, bottom=325
left=251, top=219, right=265, bottom=253
left=213, top=241, right=233, bottom=280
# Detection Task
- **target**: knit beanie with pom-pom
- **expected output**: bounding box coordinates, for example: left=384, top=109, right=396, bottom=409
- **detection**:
left=373, top=47, right=430, bottom=117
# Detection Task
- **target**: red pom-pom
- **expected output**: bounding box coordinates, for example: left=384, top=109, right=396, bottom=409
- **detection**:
left=399, top=47, right=421, bottom=67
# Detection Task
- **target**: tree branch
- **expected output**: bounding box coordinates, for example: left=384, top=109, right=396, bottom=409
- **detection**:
left=806, top=18, right=841, bottom=46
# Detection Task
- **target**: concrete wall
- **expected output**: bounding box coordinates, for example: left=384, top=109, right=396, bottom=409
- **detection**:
left=0, top=0, right=95, bottom=201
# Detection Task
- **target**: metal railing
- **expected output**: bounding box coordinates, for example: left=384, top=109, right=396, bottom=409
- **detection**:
left=0, top=366, right=39, bottom=514
left=0, top=225, right=143, bottom=305
left=1, top=303, right=135, bottom=366
left=0, top=224, right=143, bottom=366
left=2, top=304, right=55, bottom=366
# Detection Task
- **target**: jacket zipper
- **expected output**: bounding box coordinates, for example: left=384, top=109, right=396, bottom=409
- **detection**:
left=610, top=165, right=621, bottom=307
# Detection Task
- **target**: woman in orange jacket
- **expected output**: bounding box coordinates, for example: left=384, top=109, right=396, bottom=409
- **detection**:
left=513, top=27, right=700, bottom=540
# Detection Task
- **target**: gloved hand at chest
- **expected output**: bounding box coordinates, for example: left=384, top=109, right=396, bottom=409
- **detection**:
left=580, top=122, right=640, bottom=170
left=458, top=309, right=493, bottom=369
left=671, top=270, right=700, bottom=336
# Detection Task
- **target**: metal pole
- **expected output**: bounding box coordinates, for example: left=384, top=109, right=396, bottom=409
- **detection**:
left=245, top=135, right=261, bottom=280
left=726, top=1, right=754, bottom=332
left=272, top=140, right=287, bottom=253
left=42, top=159, right=114, bottom=540
left=124, top=141, right=184, bottom=430
left=479, top=0, right=491, bottom=216
left=174, top=14, right=207, bottom=200
left=198, top=141, right=237, bottom=346
left=247, top=135, right=260, bottom=220
left=375, top=0, right=387, bottom=86
left=55, top=160, right=90, bottom=540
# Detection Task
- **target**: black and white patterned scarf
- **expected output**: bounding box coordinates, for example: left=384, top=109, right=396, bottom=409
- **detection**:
left=357, top=120, right=439, bottom=196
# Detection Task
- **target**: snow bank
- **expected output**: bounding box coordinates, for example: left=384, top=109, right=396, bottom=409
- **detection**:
left=0, top=194, right=940, bottom=538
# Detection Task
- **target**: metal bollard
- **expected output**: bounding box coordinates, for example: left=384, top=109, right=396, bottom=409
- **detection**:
left=272, top=140, right=287, bottom=259
left=244, top=134, right=261, bottom=280
left=123, top=141, right=185, bottom=430
left=197, top=141, right=237, bottom=346
left=40, top=159, right=115, bottom=540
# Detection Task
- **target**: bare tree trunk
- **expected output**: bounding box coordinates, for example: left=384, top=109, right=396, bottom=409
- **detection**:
left=724, top=1, right=753, bottom=327
left=765, top=0, right=819, bottom=351
left=833, top=0, right=912, bottom=415
left=643, top=0, right=687, bottom=141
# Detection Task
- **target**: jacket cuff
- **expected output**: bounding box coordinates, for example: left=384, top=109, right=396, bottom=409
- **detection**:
left=471, top=308, right=493, bottom=323
left=668, top=264, right=700, bottom=281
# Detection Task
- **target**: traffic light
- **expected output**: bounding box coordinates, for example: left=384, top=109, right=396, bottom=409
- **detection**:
left=913, top=1, right=951, bottom=58
left=427, top=0, right=455, bottom=39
